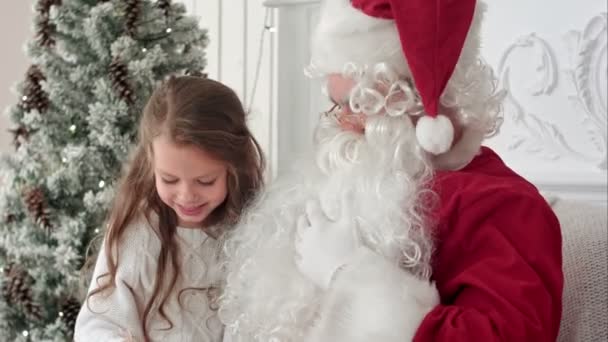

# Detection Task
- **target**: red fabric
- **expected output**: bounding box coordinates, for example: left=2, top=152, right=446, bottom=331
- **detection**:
left=414, top=147, right=564, bottom=341
left=351, top=0, right=392, bottom=18
left=350, top=0, right=477, bottom=116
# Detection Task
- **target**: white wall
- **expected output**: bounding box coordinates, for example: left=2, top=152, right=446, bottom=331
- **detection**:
left=0, top=2, right=34, bottom=154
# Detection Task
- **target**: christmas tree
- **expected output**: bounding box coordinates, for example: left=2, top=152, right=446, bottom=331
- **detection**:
left=0, top=0, right=208, bottom=340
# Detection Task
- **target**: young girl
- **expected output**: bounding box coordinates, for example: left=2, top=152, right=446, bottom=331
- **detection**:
left=74, top=75, right=265, bottom=341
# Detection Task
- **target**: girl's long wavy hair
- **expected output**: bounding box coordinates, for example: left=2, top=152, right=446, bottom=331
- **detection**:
left=85, top=75, right=265, bottom=340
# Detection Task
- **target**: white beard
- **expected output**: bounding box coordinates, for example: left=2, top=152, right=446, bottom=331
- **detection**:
left=219, top=114, right=435, bottom=341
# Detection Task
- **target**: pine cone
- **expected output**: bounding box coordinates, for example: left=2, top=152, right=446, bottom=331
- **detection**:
left=9, top=125, right=31, bottom=149
left=23, top=187, right=52, bottom=229
left=185, top=70, right=208, bottom=79
left=124, top=0, right=142, bottom=38
left=36, top=0, right=62, bottom=14
left=35, top=0, right=62, bottom=48
left=25, top=65, right=45, bottom=83
left=59, top=297, right=81, bottom=333
left=20, top=65, right=50, bottom=113
left=109, top=57, right=135, bottom=105
left=4, top=213, right=17, bottom=224
left=2, top=264, right=43, bottom=320
left=36, top=17, right=55, bottom=47
left=156, top=0, right=171, bottom=19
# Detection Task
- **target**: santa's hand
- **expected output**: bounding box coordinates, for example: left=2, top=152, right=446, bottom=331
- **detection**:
left=295, top=195, right=360, bottom=290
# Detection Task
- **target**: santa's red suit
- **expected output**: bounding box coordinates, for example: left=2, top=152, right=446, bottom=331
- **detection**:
left=416, top=146, right=563, bottom=341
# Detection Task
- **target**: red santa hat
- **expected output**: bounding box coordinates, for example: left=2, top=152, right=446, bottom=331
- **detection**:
left=310, top=0, right=485, bottom=155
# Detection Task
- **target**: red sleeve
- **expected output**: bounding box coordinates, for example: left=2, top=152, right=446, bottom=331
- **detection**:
left=413, top=188, right=563, bottom=342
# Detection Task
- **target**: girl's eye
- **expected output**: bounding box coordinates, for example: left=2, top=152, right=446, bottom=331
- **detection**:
left=161, top=178, right=178, bottom=185
left=198, top=179, right=216, bottom=186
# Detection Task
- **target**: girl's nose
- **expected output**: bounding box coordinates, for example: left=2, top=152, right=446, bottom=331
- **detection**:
left=178, top=185, right=198, bottom=203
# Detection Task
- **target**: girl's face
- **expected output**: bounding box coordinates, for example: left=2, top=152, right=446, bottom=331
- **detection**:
left=152, top=134, right=228, bottom=228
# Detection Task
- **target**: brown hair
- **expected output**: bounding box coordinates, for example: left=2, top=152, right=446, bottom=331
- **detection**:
left=86, top=76, right=265, bottom=340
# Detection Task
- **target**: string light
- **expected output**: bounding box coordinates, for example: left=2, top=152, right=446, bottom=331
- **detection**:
left=98, top=180, right=105, bottom=189
left=22, top=330, right=29, bottom=337
left=142, top=47, right=147, bottom=53
left=166, top=27, right=172, bottom=33
left=247, top=7, right=273, bottom=113
left=22, top=95, right=28, bottom=101
left=69, top=125, right=76, bottom=133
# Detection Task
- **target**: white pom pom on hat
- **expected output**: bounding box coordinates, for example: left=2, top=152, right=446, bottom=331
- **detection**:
left=415, top=115, right=455, bottom=155
left=310, top=0, right=480, bottom=155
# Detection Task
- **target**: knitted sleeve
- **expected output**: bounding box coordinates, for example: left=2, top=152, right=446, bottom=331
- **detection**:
left=74, top=223, right=150, bottom=341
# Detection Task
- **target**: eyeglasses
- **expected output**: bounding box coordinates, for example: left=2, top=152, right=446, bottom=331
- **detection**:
left=324, top=102, right=366, bottom=134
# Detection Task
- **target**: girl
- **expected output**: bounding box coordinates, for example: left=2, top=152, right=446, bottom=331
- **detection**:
left=75, top=75, right=265, bottom=341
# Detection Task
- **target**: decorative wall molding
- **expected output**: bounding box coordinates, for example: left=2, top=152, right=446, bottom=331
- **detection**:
left=495, top=12, right=607, bottom=170
left=564, top=13, right=608, bottom=169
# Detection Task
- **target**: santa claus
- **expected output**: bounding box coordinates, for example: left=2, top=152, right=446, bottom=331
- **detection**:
left=219, top=0, right=563, bottom=341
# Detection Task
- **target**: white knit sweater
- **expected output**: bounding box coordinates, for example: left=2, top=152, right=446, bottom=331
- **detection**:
left=74, top=217, right=225, bottom=342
